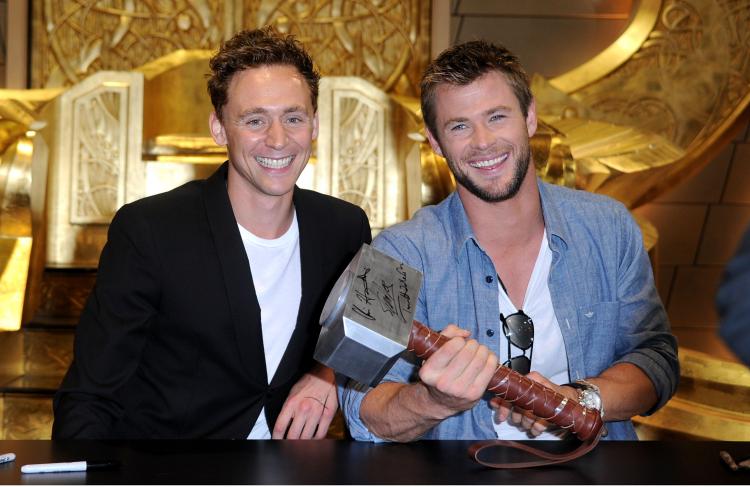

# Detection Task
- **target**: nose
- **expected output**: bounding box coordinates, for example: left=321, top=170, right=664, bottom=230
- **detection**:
left=472, top=124, right=492, bottom=150
left=266, top=120, right=287, bottom=149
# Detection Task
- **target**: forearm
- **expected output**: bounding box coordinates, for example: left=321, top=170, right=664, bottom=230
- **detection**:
left=360, top=382, right=455, bottom=442
left=359, top=327, right=496, bottom=442
left=576, top=363, right=657, bottom=421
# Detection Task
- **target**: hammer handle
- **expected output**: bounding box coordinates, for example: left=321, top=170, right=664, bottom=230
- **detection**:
left=408, top=320, right=603, bottom=441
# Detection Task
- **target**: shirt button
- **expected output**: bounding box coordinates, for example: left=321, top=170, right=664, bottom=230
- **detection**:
left=485, top=275, right=494, bottom=283
left=486, top=329, right=495, bottom=337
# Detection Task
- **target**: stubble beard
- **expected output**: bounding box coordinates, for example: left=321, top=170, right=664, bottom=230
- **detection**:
left=446, top=142, right=532, bottom=203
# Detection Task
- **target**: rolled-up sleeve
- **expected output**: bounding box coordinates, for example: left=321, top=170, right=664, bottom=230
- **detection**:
left=338, top=377, right=378, bottom=441
left=612, top=208, right=679, bottom=414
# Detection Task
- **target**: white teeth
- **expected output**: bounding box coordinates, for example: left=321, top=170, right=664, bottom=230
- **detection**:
left=255, top=155, right=294, bottom=169
left=469, top=153, right=508, bottom=168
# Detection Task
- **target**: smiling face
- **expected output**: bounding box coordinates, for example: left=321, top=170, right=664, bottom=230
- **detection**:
left=209, top=64, right=318, bottom=203
left=425, top=71, right=537, bottom=203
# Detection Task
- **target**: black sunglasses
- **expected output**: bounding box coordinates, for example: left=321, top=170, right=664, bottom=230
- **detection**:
left=500, top=310, right=534, bottom=375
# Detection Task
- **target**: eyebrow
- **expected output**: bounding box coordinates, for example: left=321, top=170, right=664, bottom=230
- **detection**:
left=485, top=105, right=512, bottom=115
left=239, top=106, right=309, bottom=118
left=284, top=105, right=308, bottom=114
left=442, top=106, right=512, bottom=129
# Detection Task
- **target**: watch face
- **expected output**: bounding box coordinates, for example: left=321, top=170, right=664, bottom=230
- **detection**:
left=581, top=389, right=602, bottom=411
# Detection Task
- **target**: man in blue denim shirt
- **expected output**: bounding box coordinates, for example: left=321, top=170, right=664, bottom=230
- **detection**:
left=340, top=40, right=678, bottom=442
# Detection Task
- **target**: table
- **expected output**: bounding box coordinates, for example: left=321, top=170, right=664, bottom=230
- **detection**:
left=0, top=440, right=748, bottom=484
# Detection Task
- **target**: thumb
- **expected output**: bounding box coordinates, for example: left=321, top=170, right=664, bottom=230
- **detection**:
left=440, top=324, right=470, bottom=339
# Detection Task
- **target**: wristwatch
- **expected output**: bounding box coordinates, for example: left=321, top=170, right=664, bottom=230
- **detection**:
left=564, top=379, right=605, bottom=420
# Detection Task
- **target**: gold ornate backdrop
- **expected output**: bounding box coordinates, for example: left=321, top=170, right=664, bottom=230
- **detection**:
left=31, top=0, right=430, bottom=96
left=536, top=0, right=750, bottom=209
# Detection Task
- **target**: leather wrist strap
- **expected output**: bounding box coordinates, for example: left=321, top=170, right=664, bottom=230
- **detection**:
left=468, top=428, right=603, bottom=469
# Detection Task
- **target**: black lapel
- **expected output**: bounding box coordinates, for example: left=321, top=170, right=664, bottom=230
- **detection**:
left=202, top=162, right=268, bottom=387
left=270, top=187, right=324, bottom=387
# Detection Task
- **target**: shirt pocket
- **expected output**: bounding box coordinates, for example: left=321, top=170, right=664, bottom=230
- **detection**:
left=577, top=301, right=620, bottom=373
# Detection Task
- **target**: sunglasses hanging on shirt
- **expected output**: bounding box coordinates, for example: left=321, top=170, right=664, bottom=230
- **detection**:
left=501, top=310, right=534, bottom=375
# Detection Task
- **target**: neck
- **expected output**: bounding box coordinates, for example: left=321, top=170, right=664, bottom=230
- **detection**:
left=459, top=168, right=544, bottom=250
left=227, top=171, right=295, bottom=239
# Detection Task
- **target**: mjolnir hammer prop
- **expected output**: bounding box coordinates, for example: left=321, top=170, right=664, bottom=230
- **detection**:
left=315, top=244, right=603, bottom=442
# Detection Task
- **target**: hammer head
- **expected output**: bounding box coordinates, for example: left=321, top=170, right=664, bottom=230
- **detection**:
left=315, top=244, right=423, bottom=386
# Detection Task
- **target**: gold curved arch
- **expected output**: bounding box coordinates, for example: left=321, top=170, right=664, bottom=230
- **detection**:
left=550, top=0, right=661, bottom=94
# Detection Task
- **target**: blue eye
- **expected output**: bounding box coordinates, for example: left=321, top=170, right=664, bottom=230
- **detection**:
left=490, top=114, right=506, bottom=122
left=449, top=123, right=467, bottom=131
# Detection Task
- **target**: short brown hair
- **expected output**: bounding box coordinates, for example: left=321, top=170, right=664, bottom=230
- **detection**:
left=420, top=40, right=532, bottom=139
left=207, top=26, right=320, bottom=118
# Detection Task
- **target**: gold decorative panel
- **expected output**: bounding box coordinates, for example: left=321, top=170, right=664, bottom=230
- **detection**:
left=32, top=0, right=431, bottom=95
left=0, top=332, right=23, bottom=377
left=69, top=89, right=130, bottom=224
left=35, top=271, right=97, bottom=321
left=317, top=77, right=389, bottom=228
left=1, top=394, right=53, bottom=440
left=0, top=237, right=32, bottom=331
left=43, top=72, right=144, bottom=267
left=0, top=130, right=48, bottom=331
left=31, top=0, right=234, bottom=88
left=634, top=348, right=750, bottom=440
left=316, top=77, right=421, bottom=232
left=249, top=0, right=430, bottom=95
left=24, top=330, right=75, bottom=377
left=542, top=0, right=750, bottom=208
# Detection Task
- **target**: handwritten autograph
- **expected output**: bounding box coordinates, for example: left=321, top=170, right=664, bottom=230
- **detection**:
left=396, top=263, right=412, bottom=322
left=350, top=263, right=414, bottom=324
left=352, top=267, right=376, bottom=321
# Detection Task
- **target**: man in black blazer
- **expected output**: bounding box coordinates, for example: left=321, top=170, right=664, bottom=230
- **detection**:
left=52, top=27, right=371, bottom=439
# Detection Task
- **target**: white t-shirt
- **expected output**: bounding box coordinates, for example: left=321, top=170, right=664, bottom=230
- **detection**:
left=493, top=230, right=570, bottom=440
left=238, top=212, right=302, bottom=439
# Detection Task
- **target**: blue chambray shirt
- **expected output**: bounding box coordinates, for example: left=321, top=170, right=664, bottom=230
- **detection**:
left=339, top=180, right=679, bottom=441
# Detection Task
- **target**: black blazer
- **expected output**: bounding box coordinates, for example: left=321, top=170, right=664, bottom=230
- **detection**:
left=52, top=163, right=371, bottom=438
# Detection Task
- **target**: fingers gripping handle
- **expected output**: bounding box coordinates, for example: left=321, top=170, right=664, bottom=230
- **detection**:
left=408, top=321, right=603, bottom=441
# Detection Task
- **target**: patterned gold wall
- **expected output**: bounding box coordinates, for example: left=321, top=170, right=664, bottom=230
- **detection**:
left=31, top=0, right=430, bottom=96
left=561, top=0, right=750, bottom=208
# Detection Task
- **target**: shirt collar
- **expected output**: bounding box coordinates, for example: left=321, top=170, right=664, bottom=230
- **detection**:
left=537, top=179, right=570, bottom=252
left=446, top=191, right=479, bottom=261
left=444, top=178, right=572, bottom=259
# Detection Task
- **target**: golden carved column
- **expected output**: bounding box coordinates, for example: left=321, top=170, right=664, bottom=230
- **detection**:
left=41, top=72, right=144, bottom=267
left=316, top=77, right=422, bottom=233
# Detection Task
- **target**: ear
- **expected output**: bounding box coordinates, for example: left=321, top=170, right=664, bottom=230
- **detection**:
left=526, top=98, right=538, bottom=138
left=311, top=112, right=319, bottom=140
left=424, top=128, right=445, bottom=158
left=209, top=111, right=227, bottom=146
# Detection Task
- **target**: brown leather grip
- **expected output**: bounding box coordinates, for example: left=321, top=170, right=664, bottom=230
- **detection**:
left=408, top=320, right=603, bottom=441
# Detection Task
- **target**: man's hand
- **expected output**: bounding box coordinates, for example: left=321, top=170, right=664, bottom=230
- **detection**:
left=272, top=364, right=337, bottom=439
left=418, top=324, right=498, bottom=418
left=359, top=324, right=498, bottom=442
left=490, top=371, right=578, bottom=437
